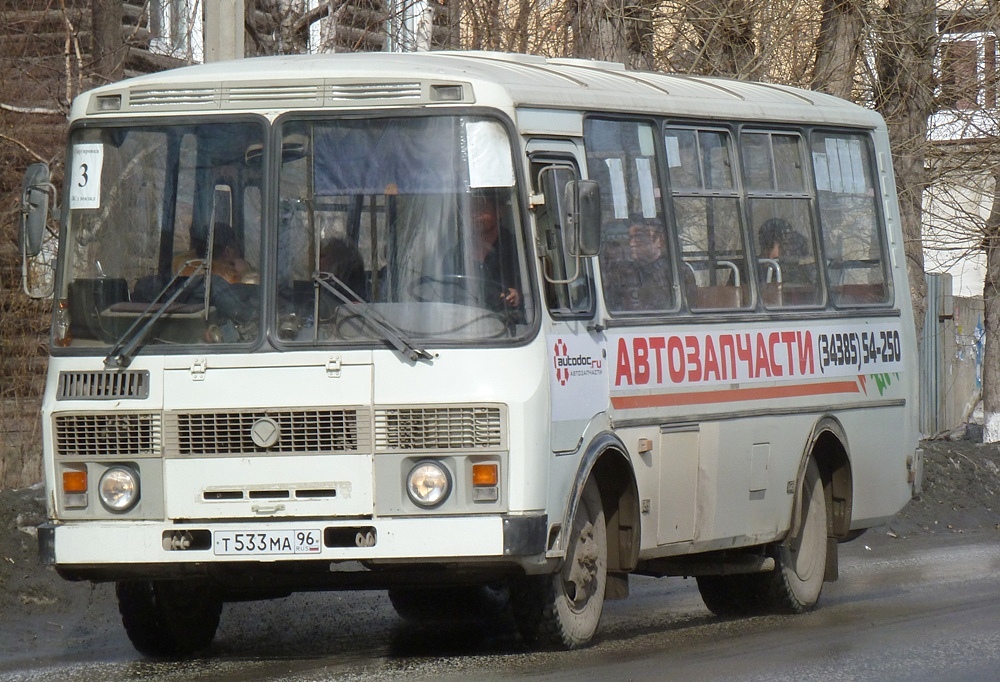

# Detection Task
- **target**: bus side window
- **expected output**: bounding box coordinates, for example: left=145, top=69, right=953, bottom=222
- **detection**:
left=742, top=131, right=823, bottom=309
left=665, top=127, right=749, bottom=312
left=811, top=131, right=891, bottom=307
left=583, top=118, right=676, bottom=315
left=532, top=160, right=594, bottom=317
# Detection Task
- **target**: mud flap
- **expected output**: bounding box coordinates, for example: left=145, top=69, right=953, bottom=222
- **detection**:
left=824, top=536, right=839, bottom=582
left=606, top=571, right=629, bottom=600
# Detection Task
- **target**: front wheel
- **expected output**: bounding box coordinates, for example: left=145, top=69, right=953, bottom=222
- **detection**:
left=116, top=579, right=223, bottom=658
left=511, top=478, right=607, bottom=649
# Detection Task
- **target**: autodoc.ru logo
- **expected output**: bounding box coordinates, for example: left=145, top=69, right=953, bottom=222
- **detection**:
left=553, top=338, right=602, bottom=386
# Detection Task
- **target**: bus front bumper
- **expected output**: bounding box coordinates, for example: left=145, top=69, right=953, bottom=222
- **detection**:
left=38, top=514, right=549, bottom=582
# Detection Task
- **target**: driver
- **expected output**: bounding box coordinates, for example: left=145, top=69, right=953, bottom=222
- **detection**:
left=468, top=193, right=521, bottom=308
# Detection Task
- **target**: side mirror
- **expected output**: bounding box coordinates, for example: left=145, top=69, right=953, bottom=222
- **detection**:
left=564, top=179, right=601, bottom=257
left=20, top=163, right=51, bottom=257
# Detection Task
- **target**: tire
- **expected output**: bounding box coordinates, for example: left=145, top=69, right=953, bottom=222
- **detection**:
left=116, top=579, right=223, bottom=658
left=388, top=584, right=510, bottom=622
left=764, top=456, right=828, bottom=613
left=697, top=458, right=828, bottom=617
left=511, top=478, right=607, bottom=650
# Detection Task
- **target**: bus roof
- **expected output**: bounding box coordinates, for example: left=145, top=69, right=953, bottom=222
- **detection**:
left=72, top=51, right=882, bottom=129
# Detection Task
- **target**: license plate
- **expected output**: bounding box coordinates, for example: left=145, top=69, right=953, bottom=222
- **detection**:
left=213, top=529, right=322, bottom=556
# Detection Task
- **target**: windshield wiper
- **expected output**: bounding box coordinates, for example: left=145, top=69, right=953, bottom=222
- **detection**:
left=312, top=271, right=432, bottom=362
left=104, top=261, right=206, bottom=369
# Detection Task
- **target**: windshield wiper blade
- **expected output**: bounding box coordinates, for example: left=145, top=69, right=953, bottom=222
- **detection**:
left=312, top=271, right=432, bottom=362
left=104, top=261, right=206, bottom=369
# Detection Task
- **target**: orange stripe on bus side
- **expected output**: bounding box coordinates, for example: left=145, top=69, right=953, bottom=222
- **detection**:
left=610, top=379, right=861, bottom=409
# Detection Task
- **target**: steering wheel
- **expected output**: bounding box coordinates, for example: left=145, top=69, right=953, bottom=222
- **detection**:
left=409, top=274, right=507, bottom=307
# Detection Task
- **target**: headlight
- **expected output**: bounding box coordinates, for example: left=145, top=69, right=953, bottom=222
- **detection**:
left=98, top=466, right=140, bottom=512
left=406, top=461, right=451, bottom=508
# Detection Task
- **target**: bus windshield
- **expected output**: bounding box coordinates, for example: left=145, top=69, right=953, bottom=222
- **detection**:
left=61, top=120, right=266, bottom=350
left=275, top=114, right=533, bottom=344
left=55, top=114, right=534, bottom=353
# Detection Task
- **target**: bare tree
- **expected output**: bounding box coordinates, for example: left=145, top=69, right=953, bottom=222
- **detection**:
left=90, top=0, right=125, bottom=84
left=564, top=0, right=658, bottom=66
left=812, top=0, right=866, bottom=99
left=873, top=0, right=936, bottom=336
left=981, top=169, right=1000, bottom=440
left=680, top=0, right=760, bottom=78
left=922, top=3, right=1000, bottom=441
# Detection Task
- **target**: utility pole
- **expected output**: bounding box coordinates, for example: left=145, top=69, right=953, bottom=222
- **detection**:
left=204, top=0, right=246, bottom=62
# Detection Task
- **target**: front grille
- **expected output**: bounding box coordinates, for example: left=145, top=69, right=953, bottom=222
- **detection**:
left=57, top=371, right=149, bottom=400
left=374, top=406, right=504, bottom=451
left=55, top=404, right=505, bottom=458
left=165, top=408, right=370, bottom=456
left=54, top=413, right=161, bottom=457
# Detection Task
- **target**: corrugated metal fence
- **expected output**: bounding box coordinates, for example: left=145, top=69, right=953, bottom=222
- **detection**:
left=920, top=273, right=983, bottom=436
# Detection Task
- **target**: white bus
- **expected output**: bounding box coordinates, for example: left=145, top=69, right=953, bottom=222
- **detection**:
left=21, top=51, right=922, bottom=656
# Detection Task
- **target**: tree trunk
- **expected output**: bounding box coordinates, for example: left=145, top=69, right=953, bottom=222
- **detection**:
left=683, top=0, right=758, bottom=78
left=811, top=0, right=864, bottom=99
left=982, top=171, right=1000, bottom=441
left=90, top=0, right=125, bottom=85
left=874, top=0, right=935, bottom=338
left=570, top=0, right=657, bottom=68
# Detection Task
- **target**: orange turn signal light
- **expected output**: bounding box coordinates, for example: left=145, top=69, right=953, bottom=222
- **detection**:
left=63, top=469, right=88, bottom=494
left=472, top=463, right=498, bottom=487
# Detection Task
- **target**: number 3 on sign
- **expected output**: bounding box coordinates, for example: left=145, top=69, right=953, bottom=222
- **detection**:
left=68, top=143, right=104, bottom=210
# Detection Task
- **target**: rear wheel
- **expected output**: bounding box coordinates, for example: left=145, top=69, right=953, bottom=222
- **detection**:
left=511, top=478, right=607, bottom=649
left=116, top=579, right=222, bottom=658
left=697, top=458, right=828, bottom=617
left=764, top=456, right=828, bottom=612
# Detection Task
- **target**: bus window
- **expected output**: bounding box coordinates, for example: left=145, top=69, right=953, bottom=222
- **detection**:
left=584, top=118, right=676, bottom=315
left=741, top=131, right=823, bottom=308
left=664, top=127, right=747, bottom=310
left=811, top=131, right=891, bottom=306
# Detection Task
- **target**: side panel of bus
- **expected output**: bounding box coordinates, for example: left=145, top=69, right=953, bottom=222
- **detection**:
left=540, top=110, right=918, bottom=562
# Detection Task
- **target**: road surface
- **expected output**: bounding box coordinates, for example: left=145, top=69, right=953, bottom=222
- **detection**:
left=1, top=529, right=998, bottom=681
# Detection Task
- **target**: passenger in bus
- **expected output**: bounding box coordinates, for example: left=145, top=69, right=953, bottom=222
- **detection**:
left=156, top=222, right=259, bottom=333
left=318, top=235, right=366, bottom=299
left=757, top=218, right=814, bottom=286
left=173, top=223, right=256, bottom=285
left=468, top=193, right=521, bottom=309
left=614, top=219, right=672, bottom=311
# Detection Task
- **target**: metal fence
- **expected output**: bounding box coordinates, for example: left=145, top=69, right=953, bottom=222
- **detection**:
left=920, top=273, right=984, bottom=436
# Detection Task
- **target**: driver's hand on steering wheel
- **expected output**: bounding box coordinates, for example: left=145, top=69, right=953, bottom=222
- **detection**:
left=501, top=287, right=521, bottom=307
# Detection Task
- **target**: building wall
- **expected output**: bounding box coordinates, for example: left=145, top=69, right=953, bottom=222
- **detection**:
left=922, top=166, right=988, bottom=298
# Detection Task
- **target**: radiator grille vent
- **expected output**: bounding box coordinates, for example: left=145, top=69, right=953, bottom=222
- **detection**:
left=126, top=82, right=420, bottom=109
left=327, top=82, right=421, bottom=101
left=374, top=406, right=504, bottom=451
left=129, top=87, right=218, bottom=107
left=166, top=408, right=370, bottom=456
left=54, top=413, right=161, bottom=457
left=228, top=83, right=324, bottom=103
left=57, top=371, right=149, bottom=400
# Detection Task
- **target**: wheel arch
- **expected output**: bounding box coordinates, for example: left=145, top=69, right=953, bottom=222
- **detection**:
left=560, top=431, right=640, bottom=574
left=805, top=415, right=854, bottom=540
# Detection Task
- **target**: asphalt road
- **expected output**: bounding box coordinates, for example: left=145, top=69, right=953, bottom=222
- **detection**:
left=2, top=529, right=998, bottom=682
